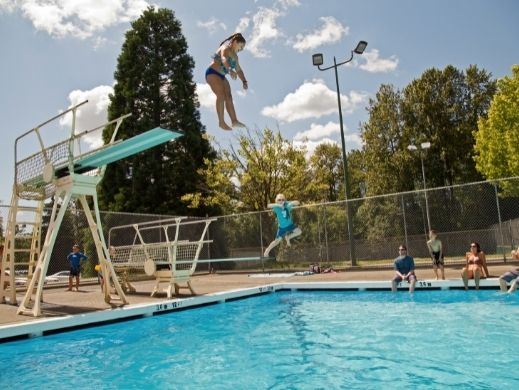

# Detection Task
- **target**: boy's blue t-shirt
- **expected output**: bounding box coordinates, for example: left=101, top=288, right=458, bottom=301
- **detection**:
left=272, top=202, right=295, bottom=228
left=394, top=255, right=415, bottom=274
left=67, top=252, right=87, bottom=268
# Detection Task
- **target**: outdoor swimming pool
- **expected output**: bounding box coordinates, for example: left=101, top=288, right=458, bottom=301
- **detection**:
left=1, top=290, right=518, bottom=388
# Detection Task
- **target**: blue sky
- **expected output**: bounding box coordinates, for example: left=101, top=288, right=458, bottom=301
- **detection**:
left=0, top=0, right=518, bottom=207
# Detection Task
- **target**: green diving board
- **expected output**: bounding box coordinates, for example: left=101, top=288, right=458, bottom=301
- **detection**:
left=56, top=127, right=182, bottom=177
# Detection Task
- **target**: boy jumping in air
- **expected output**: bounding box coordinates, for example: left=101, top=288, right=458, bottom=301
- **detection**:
left=263, top=194, right=302, bottom=257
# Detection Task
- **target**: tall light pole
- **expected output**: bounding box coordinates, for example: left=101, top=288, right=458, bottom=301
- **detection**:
left=408, top=142, right=432, bottom=232
left=312, top=40, right=368, bottom=266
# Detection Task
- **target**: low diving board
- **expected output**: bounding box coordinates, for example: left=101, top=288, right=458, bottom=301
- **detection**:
left=56, top=127, right=182, bottom=177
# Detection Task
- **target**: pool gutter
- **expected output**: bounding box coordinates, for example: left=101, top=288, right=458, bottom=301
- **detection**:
left=0, top=278, right=503, bottom=342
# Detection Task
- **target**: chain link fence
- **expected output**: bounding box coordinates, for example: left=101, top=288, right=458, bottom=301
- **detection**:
left=1, top=177, right=519, bottom=284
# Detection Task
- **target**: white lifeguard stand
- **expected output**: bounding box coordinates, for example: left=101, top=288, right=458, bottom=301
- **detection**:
left=0, top=100, right=182, bottom=316
left=109, top=217, right=216, bottom=298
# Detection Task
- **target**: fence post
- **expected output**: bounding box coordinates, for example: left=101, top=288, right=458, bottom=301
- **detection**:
left=401, top=195, right=409, bottom=252
left=324, top=205, right=330, bottom=263
left=259, top=212, right=265, bottom=272
left=493, top=182, right=506, bottom=262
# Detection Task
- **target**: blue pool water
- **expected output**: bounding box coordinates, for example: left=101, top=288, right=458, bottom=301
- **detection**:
left=1, top=290, right=518, bottom=389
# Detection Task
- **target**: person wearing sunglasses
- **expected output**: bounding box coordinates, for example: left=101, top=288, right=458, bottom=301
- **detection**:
left=461, top=242, right=489, bottom=290
left=391, top=245, right=417, bottom=293
left=263, top=194, right=302, bottom=257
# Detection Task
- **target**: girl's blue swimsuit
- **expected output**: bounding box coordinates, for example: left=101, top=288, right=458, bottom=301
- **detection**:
left=205, top=52, right=237, bottom=80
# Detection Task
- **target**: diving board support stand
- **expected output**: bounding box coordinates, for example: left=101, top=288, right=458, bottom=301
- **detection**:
left=1, top=100, right=183, bottom=316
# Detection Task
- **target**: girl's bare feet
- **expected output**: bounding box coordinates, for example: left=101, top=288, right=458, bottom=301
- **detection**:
left=219, top=122, right=232, bottom=131
left=232, top=121, right=246, bottom=128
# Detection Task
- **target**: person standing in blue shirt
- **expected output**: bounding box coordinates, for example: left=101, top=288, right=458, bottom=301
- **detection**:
left=263, top=194, right=302, bottom=257
left=391, top=245, right=417, bottom=293
left=67, top=244, right=87, bottom=291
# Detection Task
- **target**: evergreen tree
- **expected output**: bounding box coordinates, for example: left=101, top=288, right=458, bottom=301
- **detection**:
left=100, top=7, right=216, bottom=216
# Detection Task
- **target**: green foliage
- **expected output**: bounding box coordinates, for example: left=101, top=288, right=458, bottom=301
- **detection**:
left=401, top=65, right=496, bottom=188
left=361, top=83, right=410, bottom=195
left=356, top=196, right=404, bottom=241
left=308, top=143, right=343, bottom=202
left=361, top=66, right=496, bottom=198
left=475, top=65, right=519, bottom=195
left=359, top=65, right=497, bottom=238
left=181, top=156, right=239, bottom=215
left=99, top=7, right=216, bottom=216
left=234, top=128, right=312, bottom=210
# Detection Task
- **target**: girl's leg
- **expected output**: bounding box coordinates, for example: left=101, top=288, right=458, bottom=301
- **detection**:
left=461, top=268, right=469, bottom=290
left=474, top=269, right=480, bottom=290
left=222, top=78, right=245, bottom=128
left=206, top=74, right=232, bottom=130
left=440, top=264, right=445, bottom=280
left=264, top=238, right=282, bottom=257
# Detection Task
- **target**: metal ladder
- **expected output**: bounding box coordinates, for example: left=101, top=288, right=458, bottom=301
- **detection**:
left=0, top=188, right=43, bottom=305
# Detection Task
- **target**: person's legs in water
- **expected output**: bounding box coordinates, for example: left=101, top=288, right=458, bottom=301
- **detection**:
left=206, top=71, right=232, bottom=130
left=222, top=78, right=245, bottom=128
left=461, top=267, right=471, bottom=290
left=408, top=274, right=417, bottom=293
left=474, top=268, right=481, bottom=290
left=499, top=277, right=508, bottom=292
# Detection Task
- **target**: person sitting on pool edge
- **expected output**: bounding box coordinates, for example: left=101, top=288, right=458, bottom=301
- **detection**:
left=391, top=244, right=417, bottom=293
left=499, top=268, right=519, bottom=293
left=498, top=246, right=519, bottom=293
left=461, top=242, right=489, bottom=290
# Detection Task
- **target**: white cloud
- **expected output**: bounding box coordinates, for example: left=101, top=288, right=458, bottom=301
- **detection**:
left=294, top=133, right=362, bottom=157
left=276, top=0, right=301, bottom=10
left=261, top=79, right=367, bottom=123
left=246, top=7, right=283, bottom=58
left=293, top=121, right=343, bottom=141
left=196, top=83, right=216, bottom=111
left=0, top=0, right=17, bottom=12
left=293, top=137, right=337, bottom=157
left=60, top=85, right=114, bottom=149
left=197, top=17, right=227, bottom=34
left=358, top=49, right=399, bottom=73
left=236, top=89, right=248, bottom=98
left=292, top=17, right=348, bottom=53
left=9, top=0, right=149, bottom=39
left=237, top=0, right=299, bottom=58
left=235, top=16, right=250, bottom=34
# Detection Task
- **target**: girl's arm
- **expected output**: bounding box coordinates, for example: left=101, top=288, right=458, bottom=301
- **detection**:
left=288, top=200, right=300, bottom=207
left=267, top=203, right=277, bottom=209
left=233, top=57, right=247, bottom=85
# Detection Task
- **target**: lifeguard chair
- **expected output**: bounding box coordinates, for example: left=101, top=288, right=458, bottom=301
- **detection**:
left=0, top=100, right=182, bottom=316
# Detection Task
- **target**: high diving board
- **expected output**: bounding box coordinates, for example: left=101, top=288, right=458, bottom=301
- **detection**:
left=55, top=127, right=182, bottom=177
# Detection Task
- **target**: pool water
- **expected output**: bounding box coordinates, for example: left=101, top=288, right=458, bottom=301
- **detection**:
left=1, top=290, right=518, bottom=389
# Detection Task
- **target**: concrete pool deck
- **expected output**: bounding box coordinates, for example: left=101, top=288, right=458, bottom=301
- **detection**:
left=1, top=263, right=517, bottom=341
